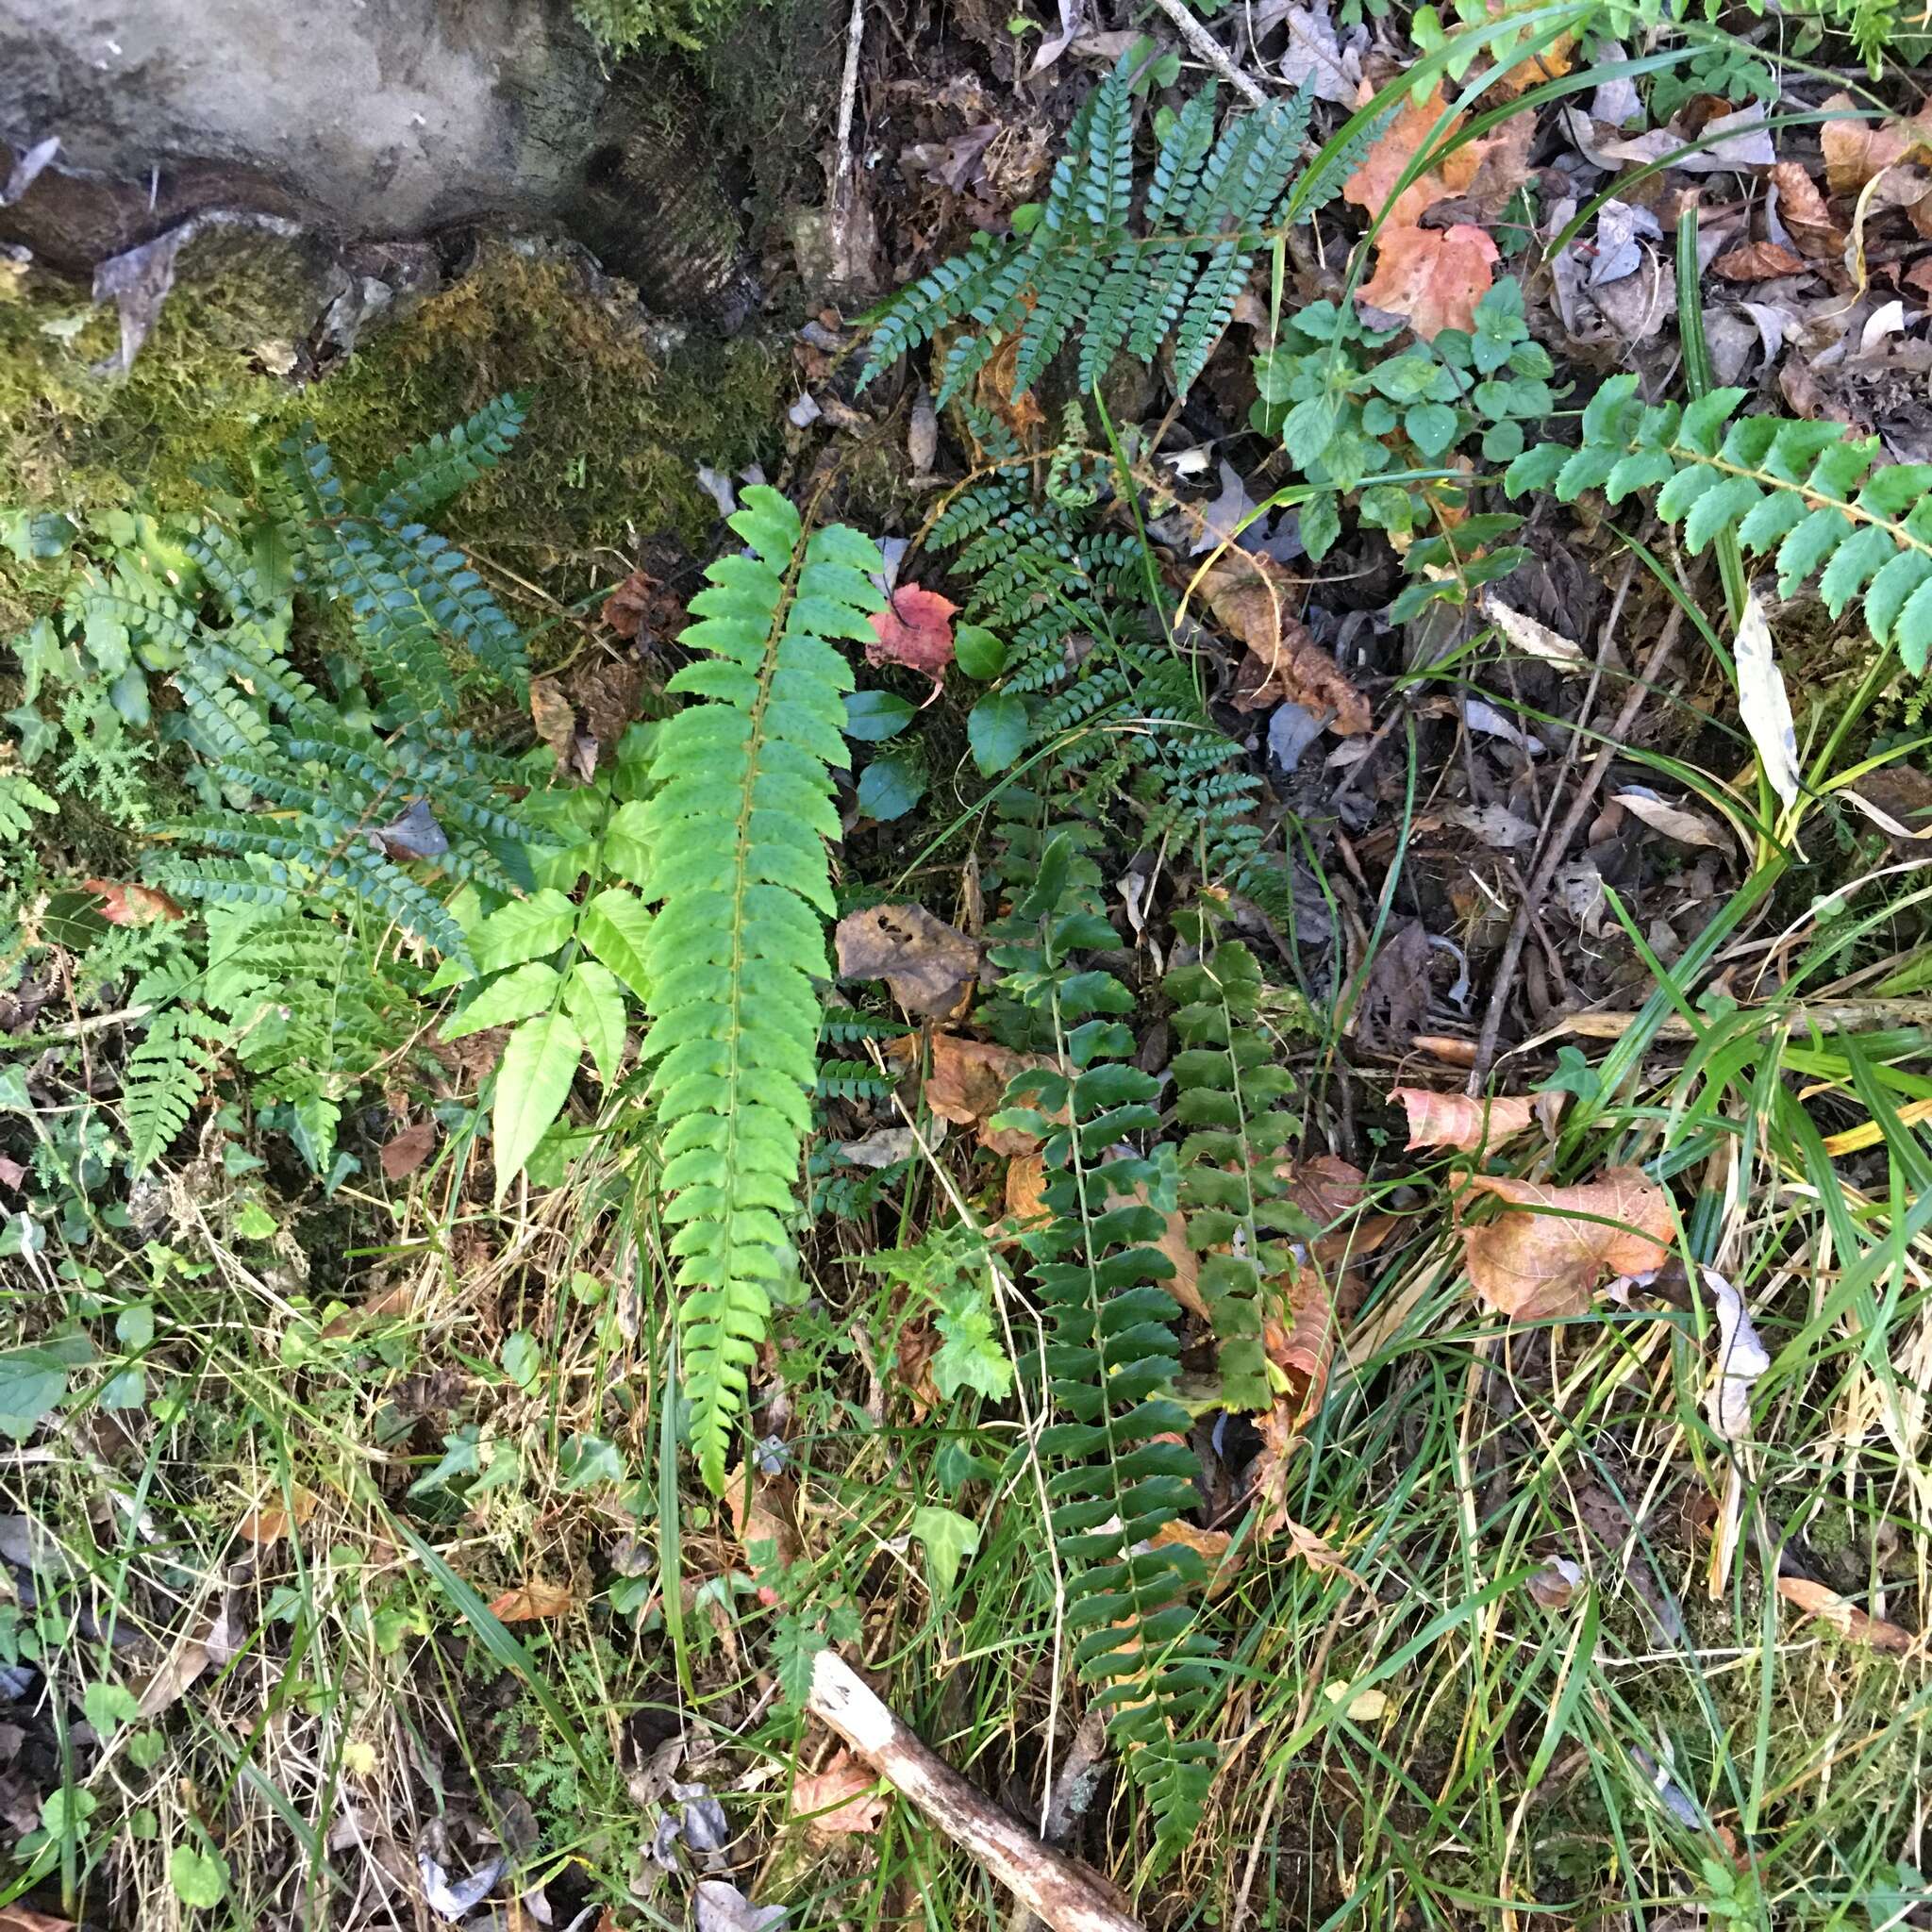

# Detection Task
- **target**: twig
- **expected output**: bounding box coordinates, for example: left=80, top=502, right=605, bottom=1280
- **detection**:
left=806, top=1651, right=1141, bottom=1932
left=1144, top=0, right=1268, bottom=106
left=1469, top=605, right=1685, bottom=1089
left=1530, top=996, right=1932, bottom=1043
left=832, top=0, right=866, bottom=221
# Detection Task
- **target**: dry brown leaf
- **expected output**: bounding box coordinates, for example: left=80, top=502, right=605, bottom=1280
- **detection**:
left=319, top=1281, right=415, bottom=1339
left=1459, top=1168, right=1674, bottom=1318
left=1391, top=1088, right=1536, bottom=1153
left=1412, top=1033, right=1477, bottom=1066
left=866, top=584, right=958, bottom=683
left=1343, top=86, right=1470, bottom=228
left=836, top=905, right=981, bottom=1020
left=237, top=1485, right=320, bottom=1546
left=488, top=1579, right=575, bottom=1623
left=529, top=677, right=575, bottom=768
left=379, top=1118, right=438, bottom=1180
left=1611, top=790, right=1731, bottom=850
left=1357, top=221, right=1500, bottom=340
left=85, top=878, right=186, bottom=927
left=1711, top=241, right=1806, bottom=281
left=791, top=1748, right=887, bottom=1838
left=1200, top=555, right=1370, bottom=733
left=1004, top=1150, right=1048, bottom=1223
left=724, top=1458, right=802, bottom=1579
left=1526, top=1557, right=1584, bottom=1608
left=1483, top=15, right=1574, bottom=96
left=1775, top=1574, right=1914, bottom=1654
left=1821, top=93, right=1932, bottom=192
left=1146, top=1519, right=1240, bottom=1597
left=923, top=1034, right=1045, bottom=1152
left=1768, top=161, right=1844, bottom=256
left=0, top=1908, right=76, bottom=1932
left=136, top=1607, right=236, bottom=1718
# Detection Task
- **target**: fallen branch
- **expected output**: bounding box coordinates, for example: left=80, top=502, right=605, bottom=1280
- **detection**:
left=1143, top=0, right=1268, bottom=106
left=1543, top=996, right=1932, bottom=1042
left=806, top=1651, right=1141, bottom=1932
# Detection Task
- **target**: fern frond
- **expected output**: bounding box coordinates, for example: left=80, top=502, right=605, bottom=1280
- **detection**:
left=391, top=525, right=528, bottom=696
left=124, top=1007, right=210, bottom=1173
left=996, top=836, right=1217, bottom=1852
left=1506, top=375, right=1932, bottom=672
left=635, top=485, right=884, bottom=1491
left=0, top=770, right=57, bottom=843
left=861, top=60, right=1314, bottom=406
left=357, top=391, right=527, bottom=524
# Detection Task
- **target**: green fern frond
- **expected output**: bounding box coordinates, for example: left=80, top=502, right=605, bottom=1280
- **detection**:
left=357, top=391, right=527, bottom=524
left=0, top=769, right=57, bottom=843
left=1506, top=375, right=1932, bottom=673
left=634, top=484, right=884, bottom=1491
left=124, top=1007, right=210, bottom=1173
left=995, top=835, right=1217, bottom=1853
left=861, top=59, right=1313, bottom=405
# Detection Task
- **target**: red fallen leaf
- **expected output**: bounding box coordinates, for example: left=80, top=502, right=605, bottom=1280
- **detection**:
left=866, top=583, right=958, bottom=683
left=1711, top=241, right=1806, bottom=281
left=380, top=1119, right=439, bottom=1180
left=1357, top=223, right=1499, bottom=340
left=86, top=878, right=185, bottom=927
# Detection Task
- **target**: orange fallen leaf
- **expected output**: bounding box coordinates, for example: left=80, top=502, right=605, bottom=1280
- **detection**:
left=724, top=1457, right=802, bottom=1584
left=1412, top=1033, right=1477, bottom=1066
left=1482, top=15, right=1573, bottom=98
left=487, top=1579, right=575, bottom=1622
left=1711, top=241, right=1806, bottom=281
left=237, top=1485, right=320, bottom=1546
left=1357, top=222, right=1499, bottom=341
left=1821, top=93, right=1932, bottom=192
left=1391, top=1088, right=1536, bottom=1153
left=379, top=1118, right=439, bottom=1180
left=1775, top=1574, right=1914, bottom=1654
left=791, top=1748, right=887, bottom=1837
left=1200, top=554, right=1371, bottom=733
left=1768, top=161, right=1844, bottom=257
left=1459, top=1167, right=1673, bottom=1318
left=1004, top=1149, right=1048, bottom=1223
left=1147, top=1519, right=1241, bottom=1597
left=1344, top=86, right=1469, bottom=229
left=866, top=583, right=958, bottom=683
left=529, top=676, right=575, bottom=769
left=86, top=878, right=185, bottom=927
left=925, top=1034, right=1052, bottom=1153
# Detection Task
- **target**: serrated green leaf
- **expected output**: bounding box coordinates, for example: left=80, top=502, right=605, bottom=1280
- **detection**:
left=578, top=887, right=653, bottom=1002
left=473, top=889, right=577, bottom=974
left=440, top=959, right=559, bottom=1040
left=562, top=959, right=627, bottom=1087
left=492, top=1009, right=583, bottom=1199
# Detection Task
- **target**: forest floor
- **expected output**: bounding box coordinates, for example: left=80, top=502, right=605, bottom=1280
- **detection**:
left=3, top=2, right=1931, bottom=1931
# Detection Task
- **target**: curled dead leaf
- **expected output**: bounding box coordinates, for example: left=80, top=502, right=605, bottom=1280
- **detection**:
left=921, top=1033, right=1051, bottom=1152
left=1775, top=1574, right=1914, bottom=1654
left=1146, top=1519, right=1240, bottom=1598
left=1458, top=1167, right=1674, bottom=1318
left=835, top=905, right=981, bottom=1020
left=86, top=878, right=185, bottom=927
left=1767, top=161, right=1844, bottom=257
left=529, top=677, right=575, bottom=768
left=791, top=1747, right=887, bottom=1838
left=1199, top=554, right=1370, bottom=734
left=237, top=1484, right=320, bottom=1546
left=1391, top=1088, right=1536, bottom=1153
left=724, top=1457, right=802, bottom=1582
left=379, top=1118, right=439, bottom=1180
left=1004, top=1150, right=1048, bottom=1223
left=1711, top=241, right=1806, bottom=281
left=1821, top=93, right=1932, bottom=192
left=487, top=1579, right=575, bottom=1623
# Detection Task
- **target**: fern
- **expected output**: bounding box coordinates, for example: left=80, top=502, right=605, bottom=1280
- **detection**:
left=0, top=770, right=56, bottom=844
left=1506, top=375, right=1932, bottom=674
left=633, top=484, right=885, bottom=1491
left=993, top=834, right=1217, bottom=1853
left=355, top=392, right=528, bottom=525
left=861, top=58, right=1312, bottom=404
left=1164, top=933, right=1305, bottom=1415
left=124, top=1007, right=210, bottom=1174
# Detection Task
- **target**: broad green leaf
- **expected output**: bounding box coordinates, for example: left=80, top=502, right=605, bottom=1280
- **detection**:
left=491, top=1009, right=584, bottom=1200
left=602, top=798, right=653, bottom=883
left=578, top=887, right=653, bottom=1002
left=558, top=1432, right=625, bottom=1490
left=0, top=1335, right=92, bottom=1442
left=501, top=1331, right=541, bottom=1389
left=910, top=1504, right=982, bottom=1600
left=472, top=889, right=577, bottom=974
left=857, top=748, right=926, bottom=821
left=1282, top=394, right=1338, bottom=470
left=440, top=959, right=560, bottom=1040
left=967, top=692, right=1029, bottom=774
left=954, top=625, right=1007, bottom=679
left=843, top=690, right=917, bottom=741
left=83, top=1679, right=141, bottom=1735
left=562, top=959, right=627, bottom=1087
left=170, top=1843, right=229, bottom=1908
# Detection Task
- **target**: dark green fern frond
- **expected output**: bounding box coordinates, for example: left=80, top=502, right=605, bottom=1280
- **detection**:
left=634, top=484, right=885, bottom=1491
left=861, top=58, right=1313, bottom=406
left=357, top=391, right=527, bottom=524
left=1506, top=374, right=1932, bottom=673
left=994, top=836, right=1218, bottom=1853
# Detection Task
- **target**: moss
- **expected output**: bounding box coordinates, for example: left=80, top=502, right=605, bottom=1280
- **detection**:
left=2, top=237, right=786, bottom=614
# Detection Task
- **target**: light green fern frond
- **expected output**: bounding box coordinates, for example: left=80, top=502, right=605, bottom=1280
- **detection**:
left=635, top=484, right=885, bottom=1491
left=0, top=769, right=56, bottom=844
left=124, top=1007, right=211, bottom=1173
left=1506, top=375, right=1932, bottom=673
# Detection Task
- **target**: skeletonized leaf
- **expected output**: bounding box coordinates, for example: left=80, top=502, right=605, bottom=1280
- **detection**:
left=1734, top=592, right=1801, bottom=811
left=1391, top=1088, right=1536, bottom=1152
left=1459, top=1168, right=1673, bottom=1318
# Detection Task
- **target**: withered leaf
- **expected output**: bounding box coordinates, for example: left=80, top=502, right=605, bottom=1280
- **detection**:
left=791, top=1748, right=886, bottom=1838
left=1200, top=555, right=1369, bottom=734
left=379, top=1119, right=439, bottom=1180
left=1004, top=1150, right=1048, bottom=1223
left=1357, top=221, right=1499, bottom=340
left=1711, top=241, right=1806, bottom=281
left=1821, top=92, right=1932, bottom=192
left=1391, top=1088, right=1536, bottom=1153
left=487, top=1579, right=575, bottom=1623
left=530, top=677, right=576, bottom=769
left=1459, top=1167, right=1674, bottom=1318
left=866, top=583, right=958, bottom=683
left=236, top=1484, right=320, bottom=1546
left=835, top=904, right=980, bottom=1020
left=86, top=878, right=185, bottom=927
left=1774, top=1574, right=1914, bottom=1654
left=1767, top=161, right=1844, bottom=256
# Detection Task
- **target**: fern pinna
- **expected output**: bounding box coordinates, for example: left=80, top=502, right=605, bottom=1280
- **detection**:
left=861, top=58, right=1311, bottom=405
left=1506, top=375, right=1932, bottom=674
left=634, top=485, right=886, bottom=1491
left=992, top=834, right=1217, bottom=1852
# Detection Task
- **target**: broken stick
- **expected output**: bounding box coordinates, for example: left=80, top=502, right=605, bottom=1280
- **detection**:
left=806, top=1650, right=1141, bottom=1932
